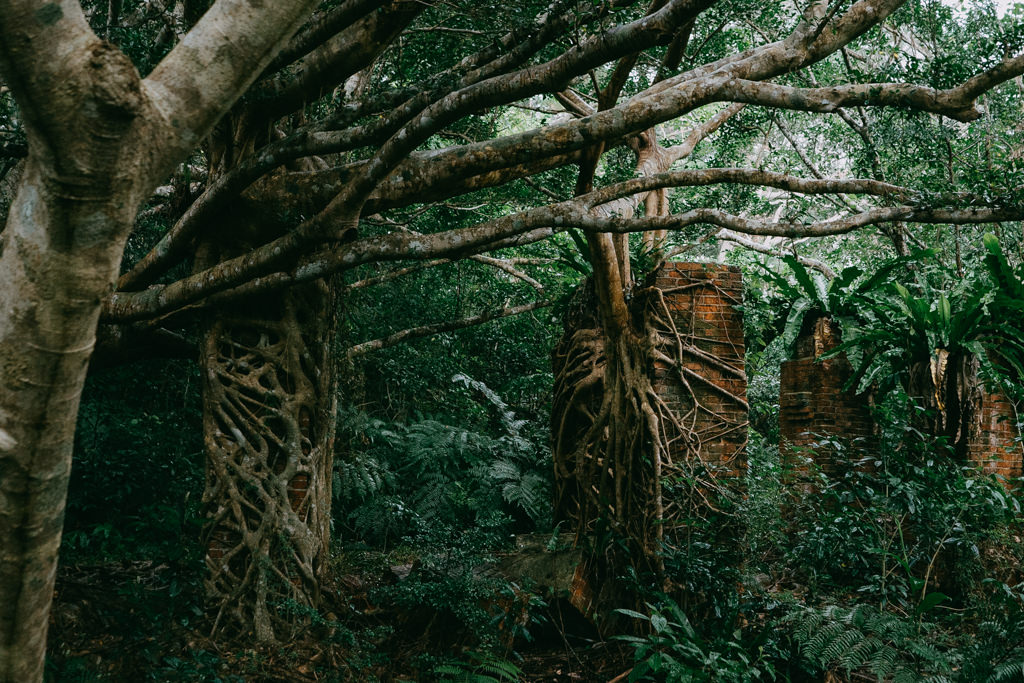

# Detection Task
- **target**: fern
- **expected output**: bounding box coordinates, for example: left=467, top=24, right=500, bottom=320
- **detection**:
left=488, top=460, right=549, bottom=524
left=434, top=651, right=522, bottom=683
left=785, top=604, right=954, bottom=680
left=993, top=658, right=1024, bottom=681
left=333, top=455, right=391, bottom=504
left=452, top=373, right=526, bottom=439
left=335, top=391, right=551, bottom=549
left=346, top=495, right=416, bottom=547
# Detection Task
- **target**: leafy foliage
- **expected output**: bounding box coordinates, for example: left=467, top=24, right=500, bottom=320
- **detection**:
left=434, top=650, right=523, bottom=683
left=819, top=237, right=1024, bottom=397
left=785, top=603, right=953, bottom=682
left=334, top=370, right=552, bottom=550
left=616, top=597, right=774, bottom=683
left=66, top=358, right=204, bottom=562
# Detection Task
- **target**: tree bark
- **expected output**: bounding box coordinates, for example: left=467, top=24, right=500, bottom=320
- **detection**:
left=0, top=27, right=147, bottom=678
left=0, top=160, right=139, bottom=682
left=0, top=0, right=320, bottom=678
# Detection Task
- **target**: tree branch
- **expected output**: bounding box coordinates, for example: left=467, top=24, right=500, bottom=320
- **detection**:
left=261, top=0, right=387, bottom=76
left=345, top=299, right=553, bottom=358
left=102, top=188, right=1022, bottom=322
left=143, top=0, right=320, bottom=169
left=245, top=1, right=422, bottom=127
left=714, top=229, right=837, bottom=278
left=321, top=0, right=717, bottom=225
left=719, top=58, right=1024, bottom=123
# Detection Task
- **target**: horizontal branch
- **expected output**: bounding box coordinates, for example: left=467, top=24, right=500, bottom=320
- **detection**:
left=581, top=205, right=1023, bottom=237
left=122, top=0, right=955, bottom=291
left=261, top=0, right=387, bottom=75
left=103, top=186, right=1024, bottom=322
left=102, top=0, right=1024, bottom=322
left=583, top=167, right=912, bottom=209
left=345, top=299, right=553, bottom=358
left=719, top=55, right=1024, bottom=122
left=118, top=0, right=691, bottom=289
left=344, top=259, right=451, bottom=292
left=714, top=229, right=837, bottom=278
left=246, top=1, right=422, bottom=126
left=323, top=0, right=716, bottom=221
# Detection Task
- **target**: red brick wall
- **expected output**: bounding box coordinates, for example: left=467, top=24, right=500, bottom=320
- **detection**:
left=648, top=262, right=748, bottom=478
left=779, top=317, right=1022, bottom=483
left=967, top=388, right=1023, bottom=481
left=779, top=315, right=875, bottom=478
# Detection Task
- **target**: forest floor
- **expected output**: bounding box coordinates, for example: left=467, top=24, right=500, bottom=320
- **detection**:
left=46, top=559, right=635, bottom=682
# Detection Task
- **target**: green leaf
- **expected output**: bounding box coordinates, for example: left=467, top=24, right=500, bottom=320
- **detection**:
left=616, top=608, right=650, bottom=621
left=915, top=591, right=949, bottom=615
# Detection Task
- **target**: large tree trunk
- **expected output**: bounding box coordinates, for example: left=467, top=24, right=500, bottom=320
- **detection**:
left=0, top=1, right=330, bottom=678
left=200, top=278, right=338, bottom=641
left=551, top=232, right=669, bottom=603
left=0, top=160, right=138, bottom=681
left=0, top=34, right=147, bottom=678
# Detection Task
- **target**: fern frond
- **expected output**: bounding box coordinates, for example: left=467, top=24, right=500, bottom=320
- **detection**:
left=993, top=657, right=1024, bottom=681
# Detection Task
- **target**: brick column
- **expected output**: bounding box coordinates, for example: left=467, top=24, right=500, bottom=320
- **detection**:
left=779, top=315, right=874, bottom=478
left=648, top=262, right=748, bottom=479
left=966, top=388, right=1023, bottom=482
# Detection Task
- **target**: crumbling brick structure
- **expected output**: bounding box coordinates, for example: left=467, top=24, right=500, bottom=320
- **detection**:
left=779, top=314, right=875, bottom=478
left=551, top=262, right=747, bottom=541
left=778, top=314, right=1022, bottom=484
left=551, top=261, right=748, bottom=617
left=966, top=388, right=1023, bottom=481
left=648, top=262, right=748, bottom=479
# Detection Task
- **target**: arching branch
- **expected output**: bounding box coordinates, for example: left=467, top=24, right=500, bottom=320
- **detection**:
left=345, top=299, right=553, bottom=358
left=714, top=229, right=837, bottom=278
left=102, top=185, right=1023, bottom=323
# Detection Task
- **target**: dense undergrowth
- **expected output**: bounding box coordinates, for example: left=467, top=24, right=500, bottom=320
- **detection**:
left=48, top=243, right=1024, bottom=682
left=51, top=369, right=1024, bottom=681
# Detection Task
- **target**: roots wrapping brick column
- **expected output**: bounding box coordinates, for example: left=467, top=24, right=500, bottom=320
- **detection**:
left=200, top=279, right=337, bottom=641
left=648, top=263, right=748, bottom=479
left=552, top=262, right=747, bottom=601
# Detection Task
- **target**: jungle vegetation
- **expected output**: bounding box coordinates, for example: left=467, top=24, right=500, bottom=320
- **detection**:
left=1, top=0, right=1024, bottom=680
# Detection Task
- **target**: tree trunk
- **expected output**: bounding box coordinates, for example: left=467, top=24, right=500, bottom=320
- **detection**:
left=200, top=277, right=338, bottom=641
left=0, top=1, right=326, bottom=677
left=907, top=349, right=982, bottom=459
left=551, top=230, right=670, bottom=602
left=0, top=159, right=138, bottom=680
left=0, top=35, right=147, bottom=678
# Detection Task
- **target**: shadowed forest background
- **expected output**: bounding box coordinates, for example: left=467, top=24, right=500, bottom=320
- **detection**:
left=2, top=0, right=1024, bottom=681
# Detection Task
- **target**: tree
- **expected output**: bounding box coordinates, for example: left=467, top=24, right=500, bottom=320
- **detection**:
left=0, top=1, right=322, bottom=678
left=1, top=0, right=1022, bottom=678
